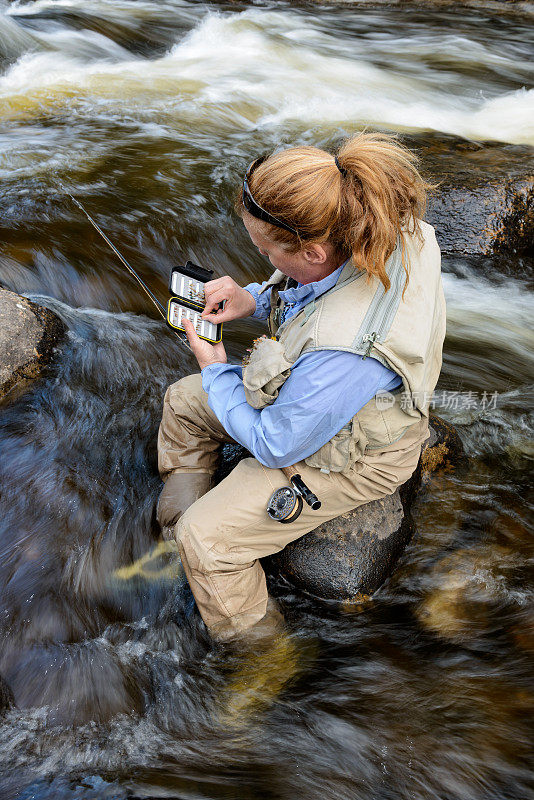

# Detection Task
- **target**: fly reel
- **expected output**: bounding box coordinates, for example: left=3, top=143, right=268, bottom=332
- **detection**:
left=266, top=466, right=321, bottom=524
left=266, top=486, right=303, bottom=524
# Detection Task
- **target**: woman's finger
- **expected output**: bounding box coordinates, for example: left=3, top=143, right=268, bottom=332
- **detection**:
left=202, top=289, right=229, bottom=317
left=182, top=318, right=201, bottom=352
left=204, top=277, right=230, bottom=295
left=202, top=307, right=235, bottom=324
left=204, top=277, right=233, bottom=304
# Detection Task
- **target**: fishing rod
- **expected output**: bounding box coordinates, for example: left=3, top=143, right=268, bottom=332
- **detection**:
left=65, top=190, right=192, bottom=352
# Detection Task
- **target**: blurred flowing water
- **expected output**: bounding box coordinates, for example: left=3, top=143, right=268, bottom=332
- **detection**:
left=0, top=1, right=532, bottom=798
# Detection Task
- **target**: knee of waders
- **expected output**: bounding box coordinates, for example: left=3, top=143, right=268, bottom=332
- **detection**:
left=177, top=516, right=230, bottom=575
left=156, top=472, right=211, bottom=529
left=166, top=373, right=204, bottom=414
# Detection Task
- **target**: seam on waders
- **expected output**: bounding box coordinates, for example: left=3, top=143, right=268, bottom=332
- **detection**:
left=259, top=462, right=277, bottom=492
left=188, top=537, right=238, bottom=619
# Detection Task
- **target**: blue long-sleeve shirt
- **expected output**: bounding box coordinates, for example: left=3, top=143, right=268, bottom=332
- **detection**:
left=201, top=266, right=402, bottom=469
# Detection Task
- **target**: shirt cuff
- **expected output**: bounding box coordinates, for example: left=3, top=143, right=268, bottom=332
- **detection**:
left=243, top=282, right=271, bottom=320
left=201, top=362, right=243, bottom=392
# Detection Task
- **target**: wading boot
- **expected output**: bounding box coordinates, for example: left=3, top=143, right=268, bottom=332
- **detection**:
left=156, top=471, right=211, bottom=541
left=215, top=599, right=306, bottom=729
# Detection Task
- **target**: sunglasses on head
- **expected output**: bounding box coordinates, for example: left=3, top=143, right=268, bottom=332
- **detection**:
left=242, top=156, right=299, bottom=237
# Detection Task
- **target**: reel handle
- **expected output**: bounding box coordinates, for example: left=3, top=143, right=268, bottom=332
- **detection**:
left=281, top=467, right=321, bottom=511
left=282, top=465, right=299, bottom=481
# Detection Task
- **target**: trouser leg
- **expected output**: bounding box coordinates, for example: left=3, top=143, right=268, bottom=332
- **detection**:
left=157, top=372, right=234, bottom=478
left=156, top=373, right=234, bottom=531
left=176, top=419, right=429, bottom=640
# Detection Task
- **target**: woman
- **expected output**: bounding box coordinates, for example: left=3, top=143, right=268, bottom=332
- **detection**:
left=157, top=132, right=445, bottom=641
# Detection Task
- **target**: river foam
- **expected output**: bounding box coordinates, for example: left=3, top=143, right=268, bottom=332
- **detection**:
left=1, top=4, right=533, bottom=144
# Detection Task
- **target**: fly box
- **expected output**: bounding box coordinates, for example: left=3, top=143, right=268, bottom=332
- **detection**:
left=167, top=261, right=223, bottom=344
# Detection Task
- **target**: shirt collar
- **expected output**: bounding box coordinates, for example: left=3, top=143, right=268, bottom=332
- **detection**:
left=278, top=259, right=349, bottom=306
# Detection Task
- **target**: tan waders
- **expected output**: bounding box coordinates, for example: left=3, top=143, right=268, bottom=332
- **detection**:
left=157, top=373, right=429, bottom=642
left=157, top=472, right=211, bottom=541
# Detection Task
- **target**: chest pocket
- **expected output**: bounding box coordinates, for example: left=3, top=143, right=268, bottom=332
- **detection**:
left=242, top=336, right=293, bottom=410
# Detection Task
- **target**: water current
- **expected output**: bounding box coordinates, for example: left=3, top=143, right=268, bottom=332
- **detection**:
left=0, top=1, right=532, bottom=798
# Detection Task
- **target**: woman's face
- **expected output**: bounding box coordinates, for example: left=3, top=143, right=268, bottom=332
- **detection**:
left=242, top=212, right=341, bottom=285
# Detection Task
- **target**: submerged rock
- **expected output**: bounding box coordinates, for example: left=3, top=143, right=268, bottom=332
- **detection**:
left=267, top=415, right=465, bottom=602
left=4, top=640, right=150, bottom=726
left=416, top=544, right=520, bottom=643
left=0, top=289, right=65, bottom=407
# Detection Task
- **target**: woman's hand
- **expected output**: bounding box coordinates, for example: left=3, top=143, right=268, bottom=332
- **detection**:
left=182, top=318, right=227, bottom=371
left=201, top=276, right=256, bottom=323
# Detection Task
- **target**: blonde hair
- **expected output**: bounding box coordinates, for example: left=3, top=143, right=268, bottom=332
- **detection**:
left=236, top=132, right=432, bottom=291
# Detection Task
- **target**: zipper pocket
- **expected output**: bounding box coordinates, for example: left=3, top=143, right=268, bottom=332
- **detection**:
left=353, top=239, right=405, bottom=354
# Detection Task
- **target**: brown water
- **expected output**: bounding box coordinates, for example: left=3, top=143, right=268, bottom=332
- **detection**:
left=0, top=1, right=533, bottom=798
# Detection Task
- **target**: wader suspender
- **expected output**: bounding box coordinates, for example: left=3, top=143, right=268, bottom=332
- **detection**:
left=267, top=279, right=289, bottom=336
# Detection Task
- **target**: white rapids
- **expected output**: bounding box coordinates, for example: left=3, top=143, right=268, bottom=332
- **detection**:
left=1, top=2, right=533, bottom=145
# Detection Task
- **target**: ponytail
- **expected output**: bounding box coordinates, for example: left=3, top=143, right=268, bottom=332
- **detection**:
left=236, top=132, right=433, bottom=291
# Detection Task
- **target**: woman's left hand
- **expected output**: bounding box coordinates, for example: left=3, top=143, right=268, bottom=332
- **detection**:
left=182, top=318, right=227, bottom=370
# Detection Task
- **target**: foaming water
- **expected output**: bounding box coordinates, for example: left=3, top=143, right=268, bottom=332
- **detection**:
left=442, top=267, right=534, bottom=390
left=1, top=4, right=533, bottom=143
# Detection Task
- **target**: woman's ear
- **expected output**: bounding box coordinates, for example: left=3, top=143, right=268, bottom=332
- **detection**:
left=302, top=243, right=328, bottom=264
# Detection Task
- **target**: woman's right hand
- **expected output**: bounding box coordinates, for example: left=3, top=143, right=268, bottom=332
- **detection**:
left=201, top=276, right=257, bottom=323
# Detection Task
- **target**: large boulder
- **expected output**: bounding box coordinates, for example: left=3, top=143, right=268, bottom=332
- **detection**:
left=408, top=134, right=534, bottom=257
left=215, top=416, right=465, bottom=603
left=266, top=415, right=465, bottom=602
left=0, top=289, right=65, bottom=407
left=316, top=1, right=533, bottom=17
left=271, top=485, right=417, bottom=602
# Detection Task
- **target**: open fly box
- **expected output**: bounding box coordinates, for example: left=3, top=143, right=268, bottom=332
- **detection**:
left=167, top=261, right=223, bottom=344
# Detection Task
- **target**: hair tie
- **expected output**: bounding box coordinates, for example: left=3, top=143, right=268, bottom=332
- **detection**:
left=334, top=155, right=348, bottom=177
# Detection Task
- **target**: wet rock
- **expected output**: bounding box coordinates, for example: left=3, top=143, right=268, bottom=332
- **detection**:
left=0, top=673, right=14, bottom=715
left=271, top=486, right=416, bottom=602
left=266, top=414, right=465, bottom=602
left=492, top=181, right=534, bottom=259
left=217, top=416, right=464, bottom=602
left=406, top=134, right=534, bottom=257
left=315, top=0, right=533, bottom=16
left=420, top=413, right=465, bottom=482
left=0, top=289, right=65, bottom=407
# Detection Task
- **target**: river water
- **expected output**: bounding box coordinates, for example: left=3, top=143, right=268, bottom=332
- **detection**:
left=0, top=1, right=533, bottom=798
